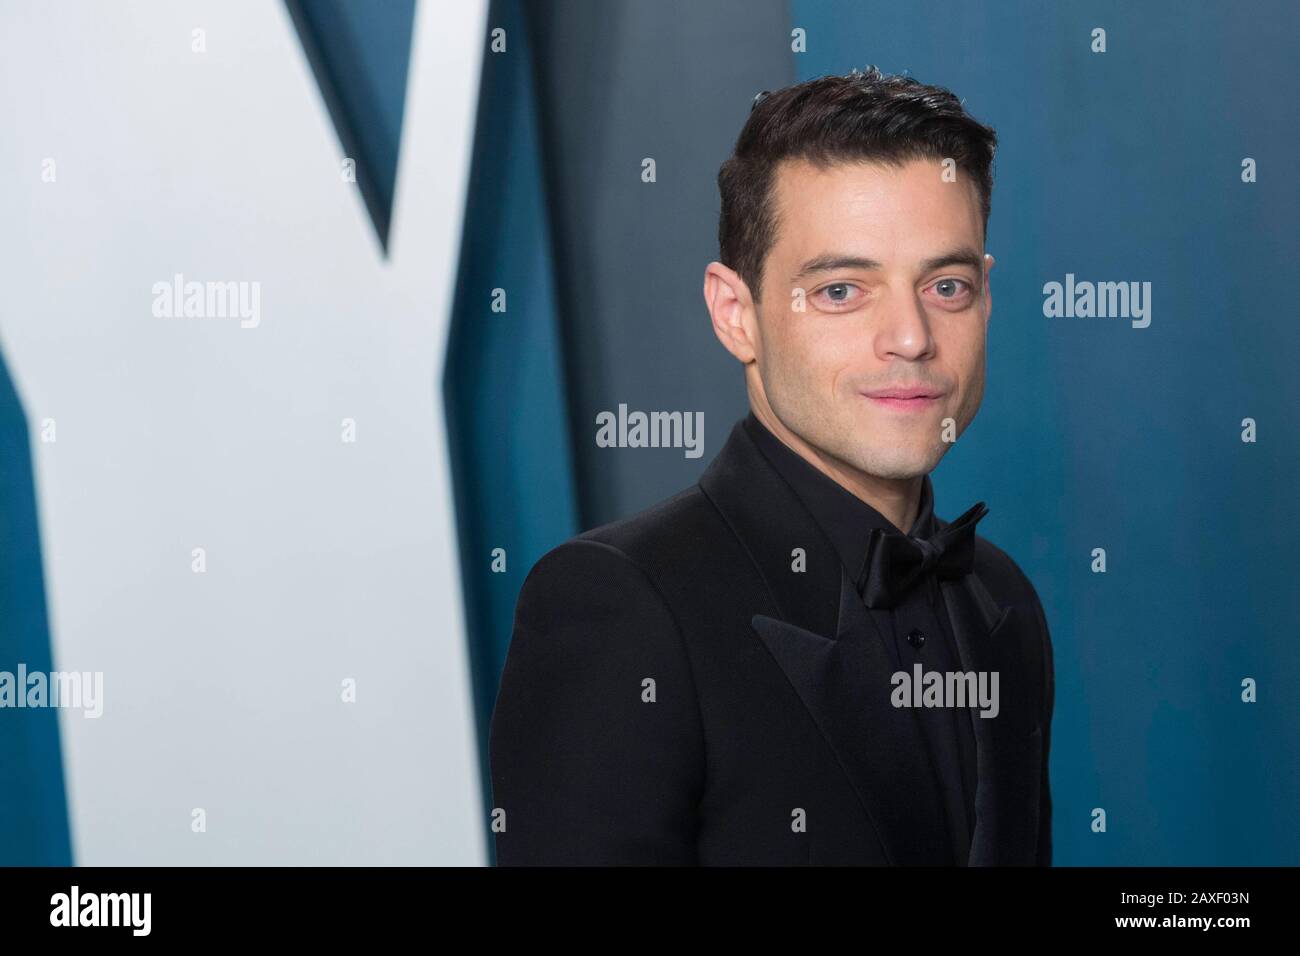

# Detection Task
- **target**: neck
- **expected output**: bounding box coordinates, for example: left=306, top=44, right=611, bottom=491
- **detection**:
left=750, top=399, right=924, bottom=533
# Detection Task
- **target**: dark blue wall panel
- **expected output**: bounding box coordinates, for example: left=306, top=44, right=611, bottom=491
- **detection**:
left=285, top=0, right=417, bottom=253
left=444, top=0, right=580, bottom=863
left=0, top=347, right=72, bottom=865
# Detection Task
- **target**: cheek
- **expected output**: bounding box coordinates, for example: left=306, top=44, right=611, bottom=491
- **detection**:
left=951, top=330, right=987, bottom=414
left=941, top=319, right=986, bottom=377
left=767, top=316, right=841, bottom=386
left=965, top=363, right=986, bottom=410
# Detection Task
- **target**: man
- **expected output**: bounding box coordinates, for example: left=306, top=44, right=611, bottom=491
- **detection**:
left=489, top=67, right=1053, bottom=866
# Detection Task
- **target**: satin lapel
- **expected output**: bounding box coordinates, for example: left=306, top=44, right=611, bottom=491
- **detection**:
left=751, top=572, right=954, bottom=865
left=699, top=419, right=843, bottom=647
left=940, top=572, right=1042, bottom=865
left=703, top=421, right=950, bottom=862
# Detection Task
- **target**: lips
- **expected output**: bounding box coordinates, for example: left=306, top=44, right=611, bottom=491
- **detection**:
left=861, top=386, right=944, bottom=410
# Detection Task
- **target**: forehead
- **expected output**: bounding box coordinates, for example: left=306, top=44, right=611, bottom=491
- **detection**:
left=768, top=157, right=984, bottom=265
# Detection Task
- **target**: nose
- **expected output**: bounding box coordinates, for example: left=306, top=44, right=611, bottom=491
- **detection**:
left=874, top=291, right=936, bottom=362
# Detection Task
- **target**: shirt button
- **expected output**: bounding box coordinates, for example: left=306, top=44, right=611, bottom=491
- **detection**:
left=906, top=628, right=926, bottom=649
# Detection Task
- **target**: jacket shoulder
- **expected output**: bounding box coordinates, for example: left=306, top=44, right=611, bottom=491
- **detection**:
left=513, top=483, right=749, bottom=632
left=971, top=533, right=1045, bottom=619
left=513, top=484, right=728, bottom=607
left=574, top=484, right=730, bottom=569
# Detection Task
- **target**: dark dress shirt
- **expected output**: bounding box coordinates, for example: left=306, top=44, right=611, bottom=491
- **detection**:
left=743, top=411, right=979, bottom=864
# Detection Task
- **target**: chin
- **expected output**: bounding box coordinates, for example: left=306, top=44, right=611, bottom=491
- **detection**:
left=850, top=439, right=945, bottom=481
left=860, top=457, right=932, bottom=481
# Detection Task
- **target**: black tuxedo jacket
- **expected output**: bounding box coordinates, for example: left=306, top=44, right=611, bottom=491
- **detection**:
left=489, top=417, right=1054, bottom=865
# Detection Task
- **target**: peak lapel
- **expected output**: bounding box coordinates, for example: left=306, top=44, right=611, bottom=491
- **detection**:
left=751, top=574, right=955, bottom=865
left=701, top=419, right=953, bottom=864
left=699, top=419, right=841, bottom=641
left=940, top=573, right=1042, bottom=865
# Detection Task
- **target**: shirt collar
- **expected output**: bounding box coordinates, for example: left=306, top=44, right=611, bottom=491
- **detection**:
left=742, top=410, right=937, bottom=582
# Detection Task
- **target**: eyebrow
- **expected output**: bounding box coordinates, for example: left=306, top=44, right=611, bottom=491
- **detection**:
left=792, top=248, right=983, bottom=281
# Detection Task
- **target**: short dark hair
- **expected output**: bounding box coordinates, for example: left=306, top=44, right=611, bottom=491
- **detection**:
left=717, top=67, right=997, bottom=302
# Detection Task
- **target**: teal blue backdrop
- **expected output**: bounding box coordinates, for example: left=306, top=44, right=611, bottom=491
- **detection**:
left=791, top=0, right=1300, bottom=864
left=459, top=0, right=1299, bottom=866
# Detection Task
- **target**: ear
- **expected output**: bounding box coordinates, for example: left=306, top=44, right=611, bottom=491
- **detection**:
left=704, top=261, right=759, bottom=364
left=982, top=253, right=995, bottom=323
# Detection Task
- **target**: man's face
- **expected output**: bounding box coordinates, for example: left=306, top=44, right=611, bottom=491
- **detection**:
left=749, top=157, right=991, bottom=480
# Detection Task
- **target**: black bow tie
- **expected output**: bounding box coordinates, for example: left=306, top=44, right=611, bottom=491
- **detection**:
left=856, top=502, right=988, bottom=609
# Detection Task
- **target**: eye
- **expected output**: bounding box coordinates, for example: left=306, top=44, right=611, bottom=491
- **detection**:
left=928, top=277, right=974, bottom=302
left=813, top=282, right=864, bottom=309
